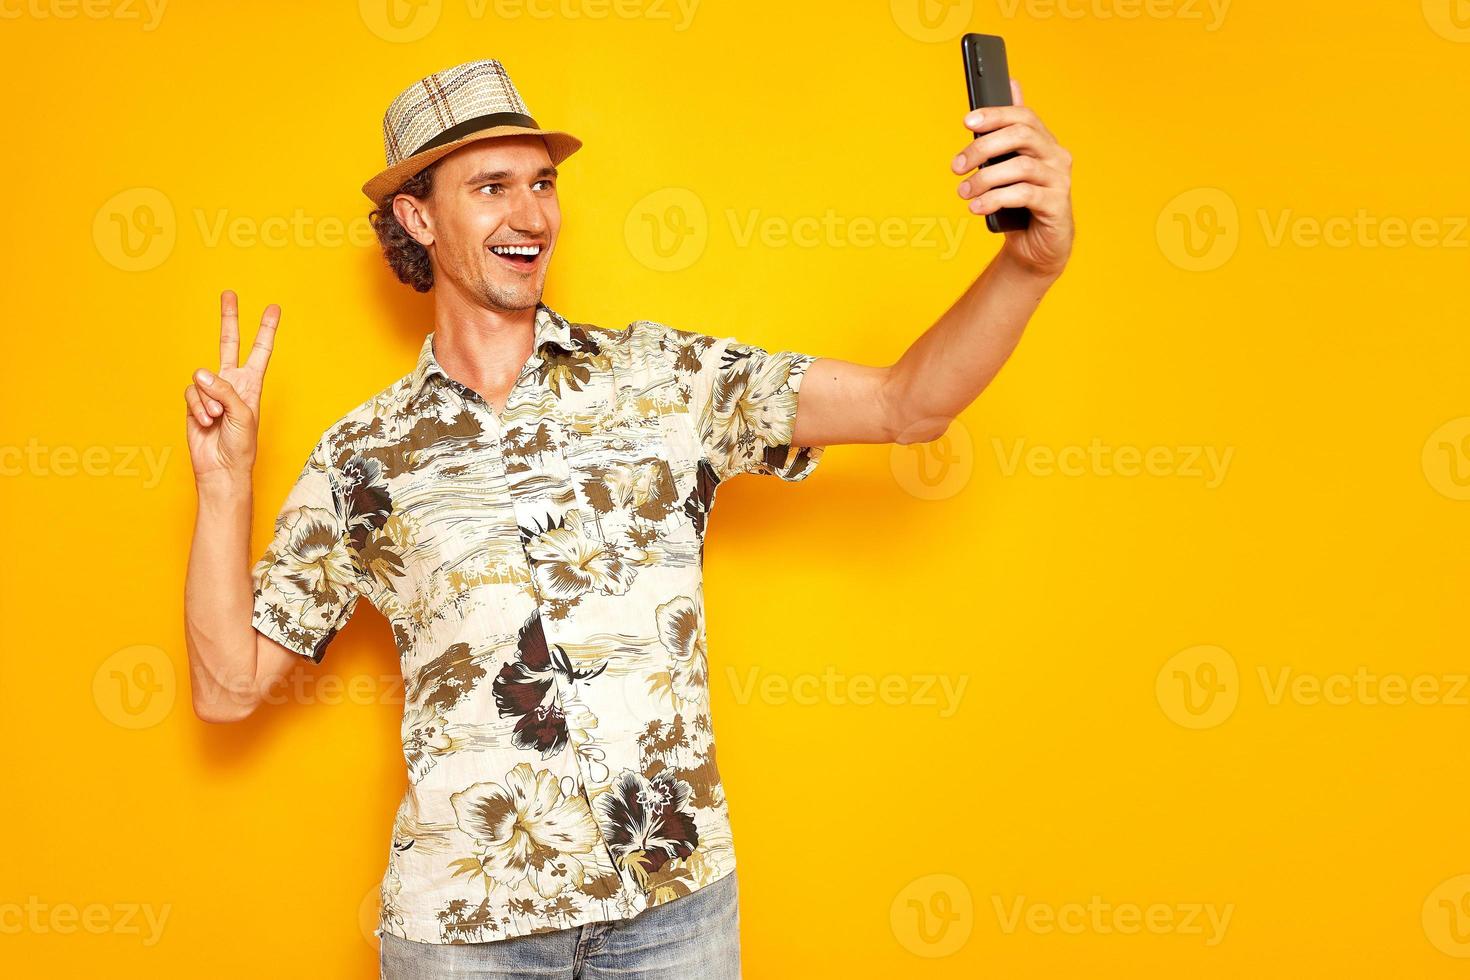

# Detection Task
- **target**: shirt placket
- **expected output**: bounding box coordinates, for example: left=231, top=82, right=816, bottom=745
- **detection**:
left=445, top=347, right=637, bottom=904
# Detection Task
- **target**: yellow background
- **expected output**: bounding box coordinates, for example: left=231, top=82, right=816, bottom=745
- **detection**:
left=3, top=0, right=1468, bottom=976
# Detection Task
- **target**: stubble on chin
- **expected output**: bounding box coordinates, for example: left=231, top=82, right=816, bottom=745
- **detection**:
left=473, top=259, right=543, bottom=313
left=478, top=280, right=541, bottom=313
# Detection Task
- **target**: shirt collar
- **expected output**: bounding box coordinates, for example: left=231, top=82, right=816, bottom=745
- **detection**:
left=407, top=301, right=585, bottom=402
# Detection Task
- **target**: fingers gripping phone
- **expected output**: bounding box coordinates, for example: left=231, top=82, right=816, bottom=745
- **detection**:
left=961, top=33, right=1032, bottom=234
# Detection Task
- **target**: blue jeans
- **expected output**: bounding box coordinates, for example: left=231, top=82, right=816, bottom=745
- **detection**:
left=380, top=869, right=741, bottom=979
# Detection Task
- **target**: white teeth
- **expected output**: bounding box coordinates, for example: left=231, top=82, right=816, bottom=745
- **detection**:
left=491, top=245, right=542, bottom=256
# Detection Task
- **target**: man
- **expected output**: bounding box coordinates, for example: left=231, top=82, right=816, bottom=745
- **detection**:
left=182, top=59, right=1072, bottom=978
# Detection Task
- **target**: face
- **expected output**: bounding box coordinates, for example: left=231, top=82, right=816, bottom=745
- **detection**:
left=394, top=135, right=561, bottom=313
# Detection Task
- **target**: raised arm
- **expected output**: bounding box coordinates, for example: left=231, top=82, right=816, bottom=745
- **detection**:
left=183, top=290, right=302, bottom=722
left=792, top=80, right=1074, bottom=448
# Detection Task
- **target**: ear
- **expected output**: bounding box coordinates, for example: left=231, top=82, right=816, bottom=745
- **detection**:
left=392, top=193, right=435, bottom=248
left=1010, top=78, right=1024, bottom=106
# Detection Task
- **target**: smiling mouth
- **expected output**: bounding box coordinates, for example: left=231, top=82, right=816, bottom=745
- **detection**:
left=488, top=243, right=544, bottom=271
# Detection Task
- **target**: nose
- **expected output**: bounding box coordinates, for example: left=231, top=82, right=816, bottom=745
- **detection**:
left=507, top=187, right=550, bottom=238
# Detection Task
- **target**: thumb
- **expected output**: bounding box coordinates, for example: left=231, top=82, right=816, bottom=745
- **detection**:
left=1010, top=78, right=1024, bottom=106
left=193, top=369, right=250, bottom=422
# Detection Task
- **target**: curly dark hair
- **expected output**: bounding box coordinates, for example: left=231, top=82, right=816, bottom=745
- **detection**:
left=368, top=163, right=440, bottom=293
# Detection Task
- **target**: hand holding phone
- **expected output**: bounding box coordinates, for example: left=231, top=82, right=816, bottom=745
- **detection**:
left=961, top=33, right=1032, bottom=234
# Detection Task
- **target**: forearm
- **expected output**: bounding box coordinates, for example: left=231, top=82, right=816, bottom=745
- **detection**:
left=883, top=247, right=1058, bottom=440
left=184, top=477, right=262, bottom=721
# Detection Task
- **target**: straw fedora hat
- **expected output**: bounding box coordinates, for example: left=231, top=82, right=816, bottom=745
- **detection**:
left=362, top=59, right=582, bottom=204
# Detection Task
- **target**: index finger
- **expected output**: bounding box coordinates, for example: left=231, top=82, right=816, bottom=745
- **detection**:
left=244, top=303, right=281, bottom=374
left=963, top=104, right=1050, bottom=140
left=219, top=289, right=240, bottom=368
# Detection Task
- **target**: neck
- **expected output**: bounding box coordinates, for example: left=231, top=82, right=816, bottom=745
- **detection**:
left=431, top=283, right=539, bottom=391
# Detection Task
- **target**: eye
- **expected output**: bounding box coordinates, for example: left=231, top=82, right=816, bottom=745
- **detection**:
left=478, top=183, right=503, bottom=195
left=535, top=179, right=555, bottom=191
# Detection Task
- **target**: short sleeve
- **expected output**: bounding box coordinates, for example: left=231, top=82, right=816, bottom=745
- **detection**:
left=250, top=437, right=364, bottom=663
left=662, top=324, right=825, bottom=484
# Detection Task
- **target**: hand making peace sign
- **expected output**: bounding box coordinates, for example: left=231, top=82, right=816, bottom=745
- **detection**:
left=183, top=290, right=279, bottom=485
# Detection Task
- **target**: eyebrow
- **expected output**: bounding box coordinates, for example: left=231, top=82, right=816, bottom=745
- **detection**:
left=463, top=165, right=559, bottom=187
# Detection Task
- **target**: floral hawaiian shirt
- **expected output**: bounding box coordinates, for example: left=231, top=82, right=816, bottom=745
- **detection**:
left=249, top=301, right=824, bottom=945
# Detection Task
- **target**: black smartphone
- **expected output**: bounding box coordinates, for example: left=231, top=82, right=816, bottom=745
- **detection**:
left=961, top=32, right=1031, bottom=234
